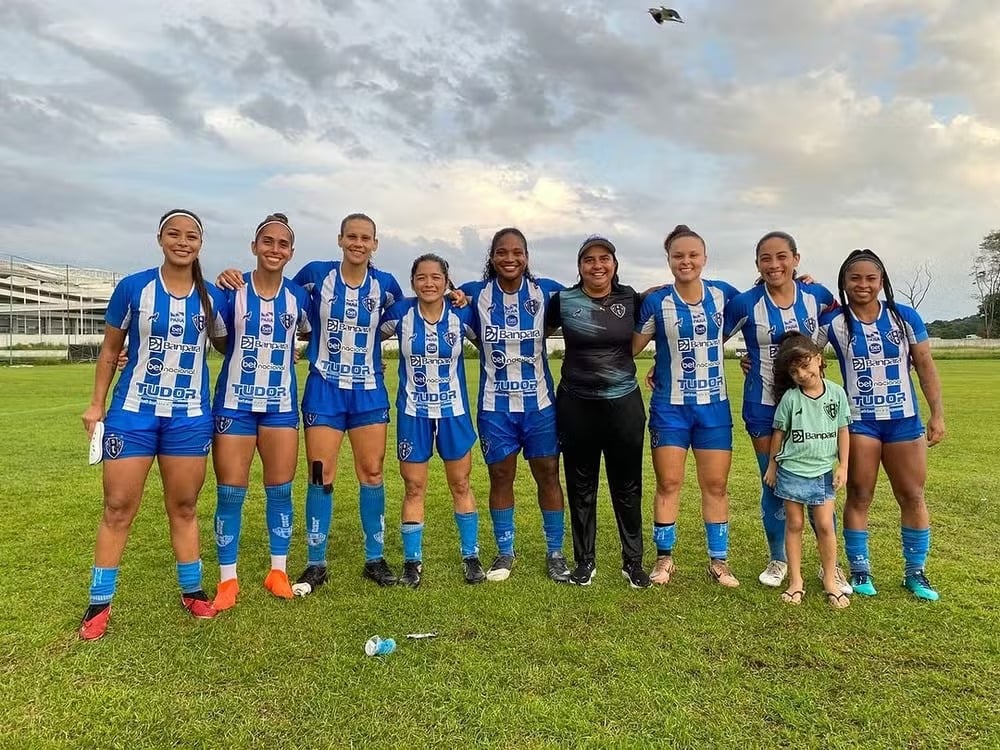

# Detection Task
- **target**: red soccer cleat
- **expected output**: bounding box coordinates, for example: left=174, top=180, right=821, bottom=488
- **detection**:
left=264, top=569, right=294, bottom=599
left=212, top=578, right=240, bottom=611
left=79, top=604, right=111, bottom=641
left=181, top=593, right=218, bottom=619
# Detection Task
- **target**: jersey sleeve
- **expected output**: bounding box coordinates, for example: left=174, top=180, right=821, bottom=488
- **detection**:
left=382, top=272, right=404, bottom=309
left=631, top=289, right=642, bottom=326
left=544, top=291, right=562, bottom=330
left=294, top=286, right=312, bottom=335
left=773, top=390, right=793, bottom=431
left=538, top=278, right=566, bottom=298
left=898, top=305, right=928, bottom=344
left=207, top=285, right=228, bottom=338
left=835, top=384, right=851, bottom=427
left=724, top=290, right=750, bottom=338
left=380, top=299, right=405, bottom=339
left=105, top=276, right=133, bottom=330
left=807, top=281, right=836, bottom=310
left=637, top=291, right=658, bottom=335
left=291, top=262, right=319, bottom=292
left=459, top=305, right=478, bottom=342
left=816, top=309, right=836, bottom=349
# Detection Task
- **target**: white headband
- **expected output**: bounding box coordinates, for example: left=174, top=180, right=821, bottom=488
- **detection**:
left=254, top=220, right=294, bottom=243
left=158, top=211, right=203, bottom=236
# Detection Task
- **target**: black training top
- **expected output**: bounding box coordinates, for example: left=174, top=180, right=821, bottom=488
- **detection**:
left=546, top=284, right=640, bottom=400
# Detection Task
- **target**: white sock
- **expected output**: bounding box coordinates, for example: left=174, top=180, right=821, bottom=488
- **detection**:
left=219, top=564, right=237, bottom=581
left=270, top=555, right=287, bottom=572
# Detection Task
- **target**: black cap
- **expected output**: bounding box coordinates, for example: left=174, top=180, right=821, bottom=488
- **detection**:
left=577, top=235, right=617, bottom=263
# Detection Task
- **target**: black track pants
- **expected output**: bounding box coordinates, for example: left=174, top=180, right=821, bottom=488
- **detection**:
left=556, top=387, right=646, bottom=566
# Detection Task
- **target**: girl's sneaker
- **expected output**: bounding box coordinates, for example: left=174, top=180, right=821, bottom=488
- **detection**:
left=758, top=560, right=788, bottom=587
left=708, top=559, right=740, bottom=588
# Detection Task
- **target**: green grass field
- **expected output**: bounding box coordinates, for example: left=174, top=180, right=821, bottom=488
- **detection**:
left=1, top=361, right=998, bottom=749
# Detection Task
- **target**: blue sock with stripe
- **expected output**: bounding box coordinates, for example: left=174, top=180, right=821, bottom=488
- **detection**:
left=901, top=526, right=930, bottom=576
left=705, top=521, right=729, bottom=560
left=401, top=522, right=424, bottom=562
left=653, top=522, right=676, bottom=555
left=756, top=452, right=786, bottom=562
left=89, top=566, right=119, bottom=605
left=359, top=483, right=386, bottom=562
left=541, top=509, right=565, bottom=554
left=454, top=511, right=479, bottom=558
left=176, top=560, right=204, bottom=594
left=843, top=528, right=871, bottom=575
left=490, top=507, right=515, bottom=556
left=265, top=481, right=293, bottom=557
left=214, top=485, right=247, bottom=572
left=305, top=483, right=333, bottom=566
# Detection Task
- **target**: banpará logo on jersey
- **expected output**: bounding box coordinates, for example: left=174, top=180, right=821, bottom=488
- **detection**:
left=610, top=303, right=626, bottom=318
left=104, top=434, right=125, bottom=459
left=768, top=344, right=780, bottom=358
left=241, top=356, right=259, bottom=373
left=483, top=326, right=541, bottom=342
left=885, top=329, right=902, bottom=346
left=678, top=338, right=715, bottom=352
left=490, top=350, right=507, bottom=369
left=148, top=337, right=201, bottom=354
left=261, top=323, right=273, bottom=335
left=398, top=439, right=414, bottom=461
left=791, top=429, right=805, bottom=443
left=280, top=312, right=295, bottom=330
left=191, top=314, right=206, bottom=332
left=362, top=296, right=377, bottom=313
left=215, top=416, right=233, bottom=433
left=146, top=359, right=165, bottom=375
left=169, top=324, right=184, bottom=337
left=523, top=298, right=541, bottom=316
left=444, top=331, right=459, bottom=347
left=825, top=402, right=839, bottom=420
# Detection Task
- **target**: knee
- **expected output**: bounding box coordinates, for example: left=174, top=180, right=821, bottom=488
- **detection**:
left=785, top=513, right=805, bottom=534
left=845, top=483, right=874, bottom=510
left=655, top=477, right=682, bottom=497
left=167, top=495, right=199, bottom=522
left=488, top=462, right=516, bottom=488
left=102, top=495, right=138, bottom=530
left=403, top=478, right=426, bottom=500
left=894, top=487, right=926, bottom=513
left=701, top=479, right=728, bottom=502
left=447, top=473, right=472, bottom=499
left=357, top=460, right=384, bottom=486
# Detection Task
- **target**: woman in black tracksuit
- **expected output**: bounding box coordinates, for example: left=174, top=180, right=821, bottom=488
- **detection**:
left=545, top=236, right=650, bottom=589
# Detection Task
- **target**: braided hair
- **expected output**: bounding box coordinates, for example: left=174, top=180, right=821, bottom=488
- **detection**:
left=482, top=227, right=535, bottom=282
left=836, top=248, right=905, bottom=341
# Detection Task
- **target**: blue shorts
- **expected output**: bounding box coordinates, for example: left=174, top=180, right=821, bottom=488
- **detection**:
left=478, top=406, right=558, bottom=464
left=774, top=466, right=834, bottom=506
left=397, top=412, right=477, bottom=463
left=743, top=401, right=777, bottom=439
left=301, top=372, right=389, bottom=432
left=849, top=415, right=924, bottom=443
left=103, top=410, right=213, bottom=459
left=214, top=408, right=299, bottom=436
left=649, top=401, right=733, bottom=451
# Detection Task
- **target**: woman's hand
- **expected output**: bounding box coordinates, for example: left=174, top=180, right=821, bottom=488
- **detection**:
left=448, top=288, right=470, bottom=308
left=216, top=268, right=245, bottom=291
left=82, top=404, right=105, bottom=437
left=926, top=415, right=946, bottom=447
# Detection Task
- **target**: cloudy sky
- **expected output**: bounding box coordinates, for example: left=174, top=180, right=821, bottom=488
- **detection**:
left=3, top=0, right=998, bottom=319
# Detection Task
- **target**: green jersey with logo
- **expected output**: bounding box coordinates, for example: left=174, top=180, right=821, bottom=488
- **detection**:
left=773, top=379, right=851, bottom=478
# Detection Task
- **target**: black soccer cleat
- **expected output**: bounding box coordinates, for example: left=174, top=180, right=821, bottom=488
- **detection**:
left=398, top=560, right=423, bottom=589
left=462, top=555, right=486, bottom=584
left=292, top=564, right=328, bottom=597
left=362, top=558, right=398, bottom=587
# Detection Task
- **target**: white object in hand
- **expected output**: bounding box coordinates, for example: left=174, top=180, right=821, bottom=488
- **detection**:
left=88, top=421, right=105, bottom=465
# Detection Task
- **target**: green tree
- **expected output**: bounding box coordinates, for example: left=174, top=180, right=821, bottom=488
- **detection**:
left=972, top=230, right=1000, bottom=338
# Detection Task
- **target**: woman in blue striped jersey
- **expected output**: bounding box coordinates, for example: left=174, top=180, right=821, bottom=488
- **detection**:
left=210, top=213, right=312, bottom=611
left=380, top=254, right=484, bottom=587
left=79, top=209, right=227, bottom=640
left=633, top=225, right=741, bottom=588
left=818, top=249, right=945, bottom=601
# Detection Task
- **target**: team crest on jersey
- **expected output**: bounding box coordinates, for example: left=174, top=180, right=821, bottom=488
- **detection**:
left=191, top=313, right=206, bottom=332
left=398, top=440, right=414, bottom=461
left=805, top=317, right=816, bottom=334
left=885, top=329, right=902, bottom=346
left=825, top=402, right=839, bottom=420
left=444, top=331, right=459, bottom=347
left=610, top=303, right=626, bottom=318
left=362, top=296, right=377, bottom=313
left=280, top=312, right=295, bottom=330
left=523, top=298, right=541, bottom=316
left=481, top=438, right=491, bottom=457
left=104, top=434, right=125, bottom=459
left=713, top=312, right=723, bottom=326
left=650, top=430, right=660, bottom=449
left=305, top=413, right=317, bottom=426
left=215, top=416, right=233, bottom=434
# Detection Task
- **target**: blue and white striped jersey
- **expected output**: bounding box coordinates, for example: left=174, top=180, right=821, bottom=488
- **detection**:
left=724, top=281, right=835, bottom=407
left=818, top=303, right=927, bottom=421
left=107, top=268, right=227, bottom=418
left=459, top=276, right=561, bottom=413
left=292, top=261, right=402, bottom=390
left=213, top=272, right=311, bottom=413
left=637, top=280, right=739, bottom=407
left=380, top=298, right=477, bottom=419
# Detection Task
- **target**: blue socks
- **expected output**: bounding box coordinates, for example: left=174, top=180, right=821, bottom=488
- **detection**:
left=176, top=560, right=204, bottom=594
left=902, top=526, right=930, bottom=576
left=756, top=452, right=786, bottom=562
left=541, top=509, right=565, bottom=554
left=454, top=511, right=479, bottom=558
left=705, top=521, right=729, bottom=560
left=359, top=483, right=387, bottom=562
left=89, top=566, right=118, bottom=605
left=653, top=522, right=676, bottom=555
left=844, top=528, right=871, bottom=574
left=265, top=482, right=293, bottom=557
left=305, top=482, right=333, bottom=566
left=214, top=484, right=247, bottom=567
left=490, top=507, right=515, bottom=556
left=401, top=522, right=424, bottom=562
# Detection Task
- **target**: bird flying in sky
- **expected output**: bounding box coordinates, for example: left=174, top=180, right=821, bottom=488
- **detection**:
left=649, top=6, right=683, bottom=24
